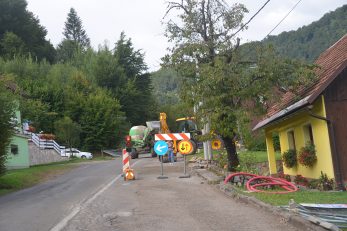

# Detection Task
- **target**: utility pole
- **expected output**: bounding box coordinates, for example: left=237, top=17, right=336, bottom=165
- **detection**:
left=194, top=52, right=212, bottom=161
left=202, top=118, right=212, bottom=161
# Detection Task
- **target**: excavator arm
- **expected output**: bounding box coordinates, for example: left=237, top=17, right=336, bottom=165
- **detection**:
left=159, top=112, right=170, bottom=134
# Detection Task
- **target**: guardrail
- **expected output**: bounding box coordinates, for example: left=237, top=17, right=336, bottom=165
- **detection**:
left=31, top=133, right=66, bottom=155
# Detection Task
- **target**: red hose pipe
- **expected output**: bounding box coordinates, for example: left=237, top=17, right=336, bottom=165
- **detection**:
left=224, top=172, right=298, bottom=194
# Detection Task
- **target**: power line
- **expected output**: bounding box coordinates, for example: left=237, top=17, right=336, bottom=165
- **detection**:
left=231, top=0, right=271, bottom=38
left=265, top=0, right=303, bottom=38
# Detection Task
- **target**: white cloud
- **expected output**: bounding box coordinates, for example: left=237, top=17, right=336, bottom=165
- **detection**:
left=26, top=0, right=346, bottom=71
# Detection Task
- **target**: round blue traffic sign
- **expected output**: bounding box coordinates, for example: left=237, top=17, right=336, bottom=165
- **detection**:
left=154, top=141, right=168, bottom=156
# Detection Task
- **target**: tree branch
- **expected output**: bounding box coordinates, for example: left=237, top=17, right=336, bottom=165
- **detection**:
left=163, top=1, right=190, bottom=19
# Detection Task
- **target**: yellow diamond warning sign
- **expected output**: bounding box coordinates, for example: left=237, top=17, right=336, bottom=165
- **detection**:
left=178, top=140, right=193, bottom=155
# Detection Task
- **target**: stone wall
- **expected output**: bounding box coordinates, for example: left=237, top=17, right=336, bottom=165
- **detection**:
left=29, top=142, right=68, bottom=166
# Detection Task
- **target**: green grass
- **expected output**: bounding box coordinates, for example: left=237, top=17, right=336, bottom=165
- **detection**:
left=0, top=163, right=75, bottom=196
left=238, top=150, right=281, bottom=163
left=191, top=149, right=280, bottom=163
left=233, top=186, right=347, bottom=206
left=0, top=156, right=115, bottom=196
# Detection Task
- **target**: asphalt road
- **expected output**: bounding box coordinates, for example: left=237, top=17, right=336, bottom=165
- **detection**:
left=0, top=156, right=299, bottom=231
left=0, top=159, right=124, bottom=231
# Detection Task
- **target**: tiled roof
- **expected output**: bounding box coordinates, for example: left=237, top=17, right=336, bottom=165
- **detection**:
left=254, top=33, right=347, bottom=130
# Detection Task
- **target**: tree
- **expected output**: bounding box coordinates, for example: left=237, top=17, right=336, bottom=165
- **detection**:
left=56, top=8, right=90, bottom=63
left=93, top=46, right=127, bottom=91
left=63, top=8, right=90, bottom=50
left=114, top=32, right=147, bottom=78
left=56, top=40, right=79, bottom=63
left=163, top=0, right=315, bottom=171
left=0, top=0, right=55, bottom=62
left=0, top=32, right=26, bottom=59
left=91, top=34, right=155, bottom=126
left=54, top=116, right=81, bottom=153
left=112, top=33, right=157, bottom=125
left=0, top=76, right=16, bottom=175
left=78, top=89, right=125, bottom=151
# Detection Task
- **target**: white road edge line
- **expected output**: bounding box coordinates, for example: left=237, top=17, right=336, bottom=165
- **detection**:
left=50, top=160, right=142, bottom=231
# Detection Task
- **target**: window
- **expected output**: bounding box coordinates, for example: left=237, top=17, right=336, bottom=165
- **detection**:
left=303, top=124, right=314, bottom=145
left=11, top=144, right=18, bottom=155
left=287, top=130, right=296, bottom=150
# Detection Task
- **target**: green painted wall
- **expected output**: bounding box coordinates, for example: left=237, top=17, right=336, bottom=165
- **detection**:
left=6, top=134, right=29, bottom=169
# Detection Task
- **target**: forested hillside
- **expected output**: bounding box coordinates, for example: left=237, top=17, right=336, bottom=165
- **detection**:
left=241, top=4, right=347, bottom=62
left=264, top=5, right=347, bottom=61
left=0, top=0, right=157, bottom=152
left=268, top=4, right=347, bottom=61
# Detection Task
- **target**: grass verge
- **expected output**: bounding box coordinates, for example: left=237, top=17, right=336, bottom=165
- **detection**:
left=238, top=150, right=281, bottom=163
left=232, top=186, right=347, bottom=206
left=193, top=149, right=346, bottom=206
left=0, top=156, right=114, bottom=196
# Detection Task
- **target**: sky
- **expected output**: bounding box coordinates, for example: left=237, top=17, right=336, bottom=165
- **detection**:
left=26, top=0, right=346, bottom=71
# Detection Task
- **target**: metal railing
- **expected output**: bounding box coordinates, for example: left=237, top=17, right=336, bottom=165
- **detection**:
left=31, top=133, right=66, bottom=155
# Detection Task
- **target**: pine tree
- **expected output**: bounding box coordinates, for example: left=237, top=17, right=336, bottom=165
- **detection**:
left=63, top=8, right=90, bottom=50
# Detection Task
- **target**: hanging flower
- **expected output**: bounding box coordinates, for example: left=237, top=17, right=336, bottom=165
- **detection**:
left=282, top=149, right=297, bottom=168
left=298, top=143, right=317, bottom=167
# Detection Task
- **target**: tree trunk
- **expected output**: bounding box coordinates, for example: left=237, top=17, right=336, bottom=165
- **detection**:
left=221, top=135, right=239, bottom=171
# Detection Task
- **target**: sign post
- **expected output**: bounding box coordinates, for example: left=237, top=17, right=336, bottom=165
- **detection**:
left=154, top=140, right=169, bottom=179
left=178, top=140, right=193, bottom=178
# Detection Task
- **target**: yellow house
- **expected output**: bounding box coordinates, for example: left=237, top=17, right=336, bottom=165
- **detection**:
left=253, top=34, right=347, bottom=190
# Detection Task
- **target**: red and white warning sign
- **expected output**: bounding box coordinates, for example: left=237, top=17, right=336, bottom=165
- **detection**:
left=155, top=133, right=190, bottom=141
left=122, top=149, right=130, bottom=172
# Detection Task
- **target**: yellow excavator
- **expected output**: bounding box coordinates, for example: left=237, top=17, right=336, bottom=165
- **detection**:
left=159, top=112, right=200, bottom=156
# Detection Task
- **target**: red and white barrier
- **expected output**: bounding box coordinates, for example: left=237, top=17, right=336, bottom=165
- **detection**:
left=155, top=133, right=190, bottom=141
left=122, top=149, right=130, bottom=172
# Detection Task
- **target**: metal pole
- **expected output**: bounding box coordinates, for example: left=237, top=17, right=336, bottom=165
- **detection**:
left=203, top=123, right=208, bottom=160
left=157, top=156, right=168, bottom=179
left=206, top=118, right=212, bottom=161
left=179, top=155, right=190, bottom=178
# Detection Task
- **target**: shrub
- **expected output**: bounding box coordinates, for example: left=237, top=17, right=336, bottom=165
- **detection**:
left=278, top=172, right=291, bottom=182
left=39, top=133, right=56, bottom=140
left=282, top=149, right=297, bottom=168
left=318, top=171, right=334, bottom=191
left=308, top=179, right=320, bottom=189
left=298, top=143, right=317, bottom=167
left=294, top=174, right=308, bottom=186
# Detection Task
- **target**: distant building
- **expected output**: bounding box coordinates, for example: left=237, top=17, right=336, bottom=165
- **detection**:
left=5, top=108, right=30, bottom=169
left=253, top=34, right=347, bottom=189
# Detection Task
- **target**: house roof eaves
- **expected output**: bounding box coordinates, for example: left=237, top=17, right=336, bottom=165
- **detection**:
left=253, top=95, right=311, bottom=131
left=307, top=59, right=347, bottom=104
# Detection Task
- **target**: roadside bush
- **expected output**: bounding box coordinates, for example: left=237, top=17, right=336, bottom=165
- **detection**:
left=294, top=174, right=308, bottom=186
left=0, top=77, right=16, bottom=176
left=39, top=134, right=56, bottom=140
left=237, top=152, right=260, bottom=174
left=282, top=149, right=297, bottom=168
left=278, top=172, right=291, bottom=182
left=318, top=171, right=334, bottom=191
left=215, top=151, right=228, bottom=169
left=308, top=179, right=320, bottom=189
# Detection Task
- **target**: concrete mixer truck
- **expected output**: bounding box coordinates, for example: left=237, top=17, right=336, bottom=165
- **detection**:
left=125, top=121, right=160, bottom=159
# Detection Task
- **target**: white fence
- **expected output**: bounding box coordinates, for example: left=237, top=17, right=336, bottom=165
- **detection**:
left=31, top=133, right=66, bottom=156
